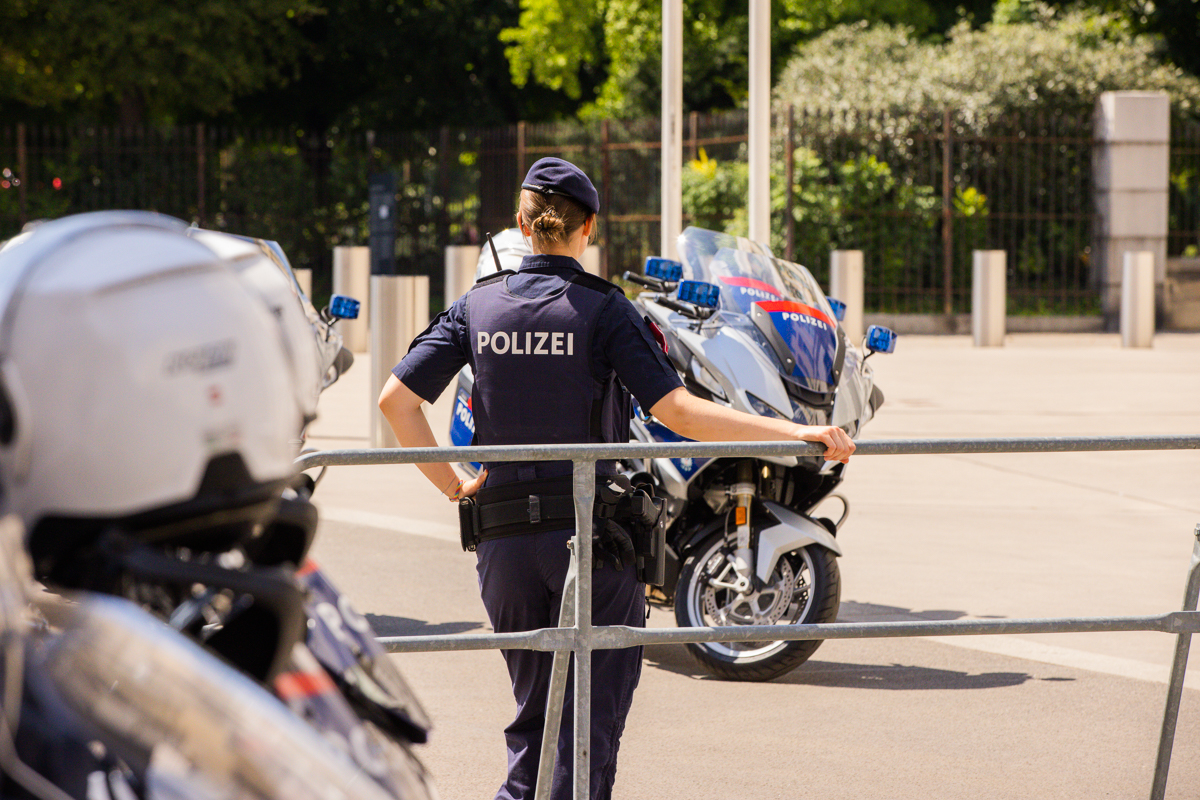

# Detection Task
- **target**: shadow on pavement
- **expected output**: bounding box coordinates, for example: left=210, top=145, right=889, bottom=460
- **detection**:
left=838, top=600, right=974, bottom=622
left=641, top=600, right=1056, bottom=690
left=641, top=644, right=1039, bottom=690
left=366, top=613, right=484, bottom=637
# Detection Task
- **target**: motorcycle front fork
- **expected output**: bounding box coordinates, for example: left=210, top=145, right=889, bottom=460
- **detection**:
left=727, top=460, right=757, bottom=594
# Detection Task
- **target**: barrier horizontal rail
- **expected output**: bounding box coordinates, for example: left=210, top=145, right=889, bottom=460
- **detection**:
left=299, top=435, right=1200, bottom=800
left=374, top=611, right=1200, bottom=654
left=296, top=433, right=1200, bottom=469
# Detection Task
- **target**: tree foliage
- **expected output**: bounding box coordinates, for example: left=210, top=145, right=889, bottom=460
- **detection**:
left=230, top=0, right=584, bottom=133
left=0, top=0, right=320, bottom=126
left=501, top=0, right=953, bottom=121
left=775, top=5, right=1200, bottom=125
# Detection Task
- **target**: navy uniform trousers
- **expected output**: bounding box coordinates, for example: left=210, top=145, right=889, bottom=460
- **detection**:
left=476, top=526, right=645, bottom=800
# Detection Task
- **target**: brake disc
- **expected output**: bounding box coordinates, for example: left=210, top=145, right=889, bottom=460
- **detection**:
left=703, top=557, right=795, bottom=626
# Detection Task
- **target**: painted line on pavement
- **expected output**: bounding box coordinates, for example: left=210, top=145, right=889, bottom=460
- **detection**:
left=317, top=504, right=1198, bottom=690
left=317, top=505, right=461, bottom=544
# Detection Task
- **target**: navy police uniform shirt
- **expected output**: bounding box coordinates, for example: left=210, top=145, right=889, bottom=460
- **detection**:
left=393, top=253, right=683, bottom=451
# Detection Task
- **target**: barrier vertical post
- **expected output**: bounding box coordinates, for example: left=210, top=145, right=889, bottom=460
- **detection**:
left=1150, top=524, right=1200, bottom=800
left=1121, top=251, right=1155, bottom=348
left=830, top=250, right=864, bottom=343
left=571, top=459, right=595, bottom=800
left=534, top=554, right=577, bottom=800
left=972, top=250, right=1006, bottom=347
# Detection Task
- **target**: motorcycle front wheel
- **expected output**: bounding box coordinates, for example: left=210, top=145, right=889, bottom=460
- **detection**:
left=674, top=532, right=841, bottom=681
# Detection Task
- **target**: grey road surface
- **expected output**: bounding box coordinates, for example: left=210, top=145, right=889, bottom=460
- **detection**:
left=305, top=332, right=1200, bottom=800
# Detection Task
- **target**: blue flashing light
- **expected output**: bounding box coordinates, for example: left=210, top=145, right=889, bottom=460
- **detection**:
left=329, top=294, right=360, bottom=320
left=865, top=325, right=897, bottom=354
left=644, top=257, right=683, bottom=282
left=826, top=297, right=847, bottom=322
left=677, top=280, right=720, bottom=309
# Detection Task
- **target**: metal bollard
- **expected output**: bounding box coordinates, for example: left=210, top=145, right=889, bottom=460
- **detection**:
left=830, top=250, right=864, bottom=343
left=293, top=268, right=313, bottom=300
left=444, top=246, right=480, bottom=308
left=972, top=250, right=1006, bottom=347
left=333, top=246, right=371, bottom=353
left=369, top=275, right=429, bottom=448
left=1121, top=251, right=1155, bottom=348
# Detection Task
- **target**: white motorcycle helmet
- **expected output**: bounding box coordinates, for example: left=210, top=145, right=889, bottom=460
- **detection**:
left=183, top=227, right=325, bottom=423
left=475, top=227, right=531, bottom=280
left=0, top=211, right=304, bottom=580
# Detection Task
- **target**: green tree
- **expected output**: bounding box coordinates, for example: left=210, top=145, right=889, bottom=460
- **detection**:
left=774, top=7, right=1200, bottom=123
left=234, top=0, right=586, bottom=134
left=501, top=0, right=948, bottom=121
left=0, top=0, right=320, bottom=126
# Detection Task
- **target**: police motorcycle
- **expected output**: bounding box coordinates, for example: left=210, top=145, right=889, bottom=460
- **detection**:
left=0, top=212, right=436, bottom=799
left=449, top=226, right=895, bottom=681
left=0, top=515, right=414, bottom=800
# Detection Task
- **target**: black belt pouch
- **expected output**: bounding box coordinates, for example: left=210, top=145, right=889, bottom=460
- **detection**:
left=458, top=498, right=480, bottom=552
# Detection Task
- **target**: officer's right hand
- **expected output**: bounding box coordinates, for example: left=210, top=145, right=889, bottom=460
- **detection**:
left=796, top=425, right=855, bottom=463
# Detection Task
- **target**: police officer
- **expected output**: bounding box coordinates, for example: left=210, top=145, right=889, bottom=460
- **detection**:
left=378, top=157, right=854, bottom=800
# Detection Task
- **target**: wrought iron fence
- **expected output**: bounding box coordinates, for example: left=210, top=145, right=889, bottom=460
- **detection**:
left=1170, top=112, right=1200, bottom=259
left=0, top=105, right=1172, bottom=316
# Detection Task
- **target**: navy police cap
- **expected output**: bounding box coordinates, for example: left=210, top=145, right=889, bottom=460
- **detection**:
left=521, top=157, right=599, bottom=215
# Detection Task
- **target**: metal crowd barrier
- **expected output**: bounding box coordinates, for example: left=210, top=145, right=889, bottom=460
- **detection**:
left=296, top=434, right=1200, bottom=800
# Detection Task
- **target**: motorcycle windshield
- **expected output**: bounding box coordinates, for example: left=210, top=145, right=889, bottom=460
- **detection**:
left=676, top=226, right=772, bottom=283
left=678, top=228, right=840, bottom=393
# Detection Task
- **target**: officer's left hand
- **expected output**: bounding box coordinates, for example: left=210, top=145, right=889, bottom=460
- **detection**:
left=459, top=469, right=488, bottom=499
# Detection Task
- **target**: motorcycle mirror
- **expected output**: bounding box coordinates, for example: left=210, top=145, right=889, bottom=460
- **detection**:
left=826, top=297, right=847, bottom=322
left=677, top=280, right=720, bottom=309
left=644, top=257, right=682, bottom=283
left=865, top=325, right=897, bottom=354
left=327, top=294, right=360, bottom=320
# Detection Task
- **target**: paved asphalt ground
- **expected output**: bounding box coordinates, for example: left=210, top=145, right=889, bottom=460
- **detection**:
left=303, top=332, right=1200, bottom=800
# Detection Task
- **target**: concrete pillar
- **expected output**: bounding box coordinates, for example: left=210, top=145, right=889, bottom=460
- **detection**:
left=747, top=0, right=771, bottom=246
left=829, top=250, right=864, bottom=342
left=333, top=246, right=370, bottom=352
left=293, top=268, right=312, bottom=299
left=661, top=0, right=683, bottom=260
left=1093, top=92, right=1169, bottom=328
left=370, top=275, right=430, bottom=448
left=581, top=245, right=602, bottom=277
left=972, top=250, right=1006, bottom=347
left=444, top=245, right=481, bottom=308
left=1121, top=251, right=1155, bottom=347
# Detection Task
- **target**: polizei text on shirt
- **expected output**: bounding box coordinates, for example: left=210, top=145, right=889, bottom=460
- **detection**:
left=477, top=331, right=574, bottom=355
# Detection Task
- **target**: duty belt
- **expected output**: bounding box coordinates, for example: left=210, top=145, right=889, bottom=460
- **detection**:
left=457, top=475, right=667, bottom=586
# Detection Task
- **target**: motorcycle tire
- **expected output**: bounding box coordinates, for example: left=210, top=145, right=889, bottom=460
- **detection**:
left=674, top=532, right=840, bottom=682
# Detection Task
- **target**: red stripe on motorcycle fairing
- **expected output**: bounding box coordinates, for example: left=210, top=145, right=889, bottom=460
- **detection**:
left=755, top=300, right=835, bottom=328
left=274, top=669, right=337, bottom=699
left=717, top=276, right=783, bottom=296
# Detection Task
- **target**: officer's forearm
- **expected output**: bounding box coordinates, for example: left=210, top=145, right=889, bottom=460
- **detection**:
left=648, top=387, right=854, bottom=462
left=649, top=387, right=800, bottom=442
left=378, top=375, right=461, bottom=496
